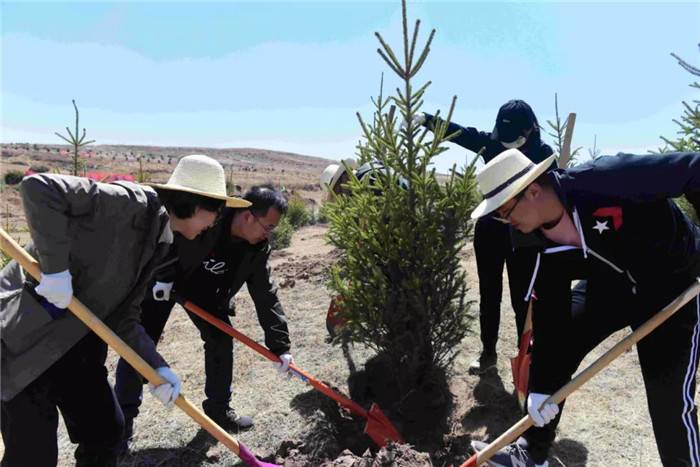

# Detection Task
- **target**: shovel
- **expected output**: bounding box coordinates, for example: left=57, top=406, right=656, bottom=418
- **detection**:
left=0, top=229, right=278, bottom=467
left=510, top=298, right=533, bottom=410
left=460, top=277, right=700, bottom=467
left=179, top=297, right=405, bottom=447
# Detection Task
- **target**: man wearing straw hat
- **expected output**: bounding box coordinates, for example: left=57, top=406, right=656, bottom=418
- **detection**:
left=470, top=149, right=700, bottom=466
left=0, top=154, right=249, bottom=467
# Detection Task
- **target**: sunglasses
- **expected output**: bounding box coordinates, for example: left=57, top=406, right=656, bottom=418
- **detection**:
left=491, top=193, right=524, bottom=224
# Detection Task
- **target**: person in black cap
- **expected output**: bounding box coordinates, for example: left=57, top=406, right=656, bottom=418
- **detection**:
left=408, top=99, right=555, bottom=375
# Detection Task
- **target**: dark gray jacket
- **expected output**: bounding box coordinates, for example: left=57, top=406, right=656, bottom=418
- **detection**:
left=0, top=174, right=170, bottom=401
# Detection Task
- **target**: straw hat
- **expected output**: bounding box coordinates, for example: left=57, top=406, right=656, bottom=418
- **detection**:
left=471, top=149, right=555, bottom=219
left=320, top=158, right=358, bottom=192
left=147, top=154, right=250, bottom=208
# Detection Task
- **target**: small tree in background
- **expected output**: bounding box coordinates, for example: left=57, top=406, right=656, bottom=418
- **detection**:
left=588, top=135, right=601, bottom=160
left=55, top=99, right=95, bottom=176
left=325, top=0, right=478, bottom=403
left=655, top=44, right=699, bottom=224
left=286, top=196, right=312, bottom=229
left=546, top=93, right=581, bottom=167
left=660, top=44, right=700, bottom=152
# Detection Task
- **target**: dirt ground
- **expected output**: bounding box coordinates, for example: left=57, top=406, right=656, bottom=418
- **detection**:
left=1, top=146, right=696, bottom=466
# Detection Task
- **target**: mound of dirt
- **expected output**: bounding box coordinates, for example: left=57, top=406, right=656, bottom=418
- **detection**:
left=274, top=442, right=431, bottom=467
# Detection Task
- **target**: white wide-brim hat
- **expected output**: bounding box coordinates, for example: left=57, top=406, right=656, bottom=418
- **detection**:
left=320, top=158, right=358, bottom=192
left=471, top=149, right=556, bottom=219
left=147, top=154, right=250, bottom=208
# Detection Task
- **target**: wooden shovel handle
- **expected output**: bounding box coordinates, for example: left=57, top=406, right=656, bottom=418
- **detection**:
left=558, top=112, right=577, bottom=168
left=465, top=277, right=700, bottom=465
left=0, top=229, right=245, bottom=457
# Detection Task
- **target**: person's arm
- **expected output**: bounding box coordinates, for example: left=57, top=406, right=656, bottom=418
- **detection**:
left=563, top=152, right=700, bottom=214
left=110, top=288, right=169, bottom=370
left=246, top=244, right=291, bottom=355
left=423, top=113, right=494, bottom=155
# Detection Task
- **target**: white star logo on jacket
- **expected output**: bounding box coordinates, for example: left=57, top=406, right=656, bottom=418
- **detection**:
left=593, top=220, right=610, bottom=234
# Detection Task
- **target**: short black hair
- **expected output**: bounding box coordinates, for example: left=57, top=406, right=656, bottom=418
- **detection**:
left=243, top=186, right=288, bottom=217
left=156, top=189, right=224, bottom=219
left=533, top=171, right=554, bottom=189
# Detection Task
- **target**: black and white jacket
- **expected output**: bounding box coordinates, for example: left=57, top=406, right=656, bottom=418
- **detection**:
left=518, top=152, right=700, bottom=393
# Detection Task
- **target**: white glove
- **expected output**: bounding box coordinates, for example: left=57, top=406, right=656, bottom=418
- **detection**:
left=400, top=112, right=426, bottom=130
left=148, top=367, right=181, bottom=409
left=527, top=392, right=559, bottom=427
left=273, top=352, right=294, bottom=378
left=35, top=269, right=73, bottom=308
left=152, top=281, right=174, bottom=301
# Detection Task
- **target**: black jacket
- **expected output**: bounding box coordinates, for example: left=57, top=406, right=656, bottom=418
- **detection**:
left=162, top=208, right=291, bottom=355
left=525, top=152, right=700, bottom=393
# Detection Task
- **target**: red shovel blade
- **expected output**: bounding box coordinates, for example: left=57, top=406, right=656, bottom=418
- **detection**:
left=363, top=403, right=404, bottom=447
left=459, top=453, right=478, bottom=467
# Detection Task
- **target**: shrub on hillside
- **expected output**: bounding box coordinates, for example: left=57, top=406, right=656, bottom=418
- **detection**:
left=315, top=203, right=330, bottom=224
left=286, top=197, right=311, bottom=229
left=29, top=165, right=50, bottom=173
left=4, top=171, right=24, bottom=185
left=269, top=217, right=294, bottom=250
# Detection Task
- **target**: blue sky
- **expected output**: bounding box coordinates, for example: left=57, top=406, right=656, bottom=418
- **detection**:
left=2, top=1, right=699, bottom=172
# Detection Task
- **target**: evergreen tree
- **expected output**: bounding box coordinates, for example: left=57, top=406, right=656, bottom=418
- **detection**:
left=55, top=100, right=95, bottom=176
left=325, top=0, right=478, bottom=399
left=656, top=44, right=699, bottom=223
left=660, top=44, right=700, bottom=152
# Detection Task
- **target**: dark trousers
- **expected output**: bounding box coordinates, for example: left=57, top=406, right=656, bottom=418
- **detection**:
left=473, top=216, right=535, bottom=352
left=115, top=297, right=234, bottom=422
left=1, top=333, right=124, bottom=467
left=524, top=281, right=700, bottom=466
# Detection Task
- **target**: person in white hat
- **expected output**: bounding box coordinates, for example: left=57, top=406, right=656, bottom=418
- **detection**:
left=469, top=149, right=700, bottom=467
left=320, top=159, right=360, bottom=197
left=407, top=100, right=554, bottom=376
left=0, top=154, right=249, bottom=467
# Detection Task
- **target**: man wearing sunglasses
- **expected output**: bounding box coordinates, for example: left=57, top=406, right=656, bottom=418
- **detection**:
left=114, top=186, right=292, bottom=452
left=471, top=148, right=700, bottom=467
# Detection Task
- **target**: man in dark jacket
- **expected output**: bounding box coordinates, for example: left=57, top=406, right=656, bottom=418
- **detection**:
left=413, top=99, right=554, bottom=374
left=470, top=149, right=700, bottom=467
left=115, top=186, right=292, bottom=447
left=0, top=155, right=250, bottom=467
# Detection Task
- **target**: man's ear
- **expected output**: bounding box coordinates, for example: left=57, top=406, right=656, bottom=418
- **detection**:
left=241, top=210, right=253, bottom=224
left=525, top=183, right=541, bottom=200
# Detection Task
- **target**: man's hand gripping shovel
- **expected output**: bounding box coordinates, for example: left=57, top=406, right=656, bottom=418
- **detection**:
left=0, top=229, right=278, bottom=467
left=460, top=277, right=700, bottom=467
left=180, top=297, right=405, bottom=448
